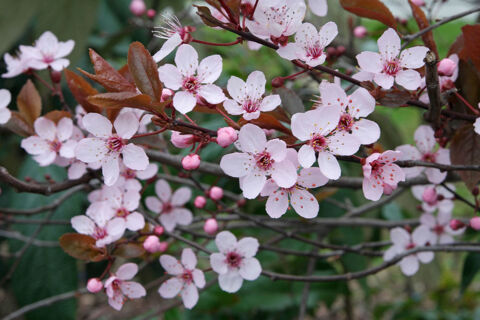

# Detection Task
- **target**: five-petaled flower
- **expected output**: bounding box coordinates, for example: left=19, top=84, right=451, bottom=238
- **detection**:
left=21, top=116, right=76, bottom=167
left=145, top=179, right=193, bottom=231
left=420, top=210, right=465, bottom=245
left=355, top=28, right=429, bottom=90
left=220, top=123, right=297, bottom=199
left=224, top=71, right=281, bottom=120
left=291, top=106, right=359, bottom=180
left=210, top=231, right=261, bottom=293
left=411, top=184, right=455, bottom=213
left=71, top=201, right=126, bottom=247
left=158, top=248, right=206, bottom=309
left=277, top=22, right=338, bottom=67
left=396, top=125, right=450, bottom=184
left=100, top=186, right=145, bottom=231
left=158, top=44, right=225, bottom=114
left=383, top=226, right=434, bottom=276
left=104, top=263, right=146, bottom=310
left=362, top=150, right=405, bottom=201
left=75, top=112, right=149, bottom=186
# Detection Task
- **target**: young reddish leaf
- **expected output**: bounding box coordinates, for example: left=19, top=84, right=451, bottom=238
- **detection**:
left=459, top=25, right=480, bottom=72
left=408, top=0, right=438, bottom=58
left=16, top=80, right=41, bottom=126
left=5, top=111, right=34, bottom=137
left=118, top=64, right=136, bottom=85
left=238, top=113, right=292, bottom=135
left=79, top=49, right=137, bottom=93
left=64, top=69, right=102, bottom=113
left=88, top=92, right=154, bottom=111
left=43, top=110, right=71, bottom=124
left=128, top=42, right=163, bottom=102
left=340, top=0, right=397, bottom=29
left=112, top=243, right=145, bottom=258
left=59, top=233, right=107, bottom=262
left=450, top=124, right=480, bottom=190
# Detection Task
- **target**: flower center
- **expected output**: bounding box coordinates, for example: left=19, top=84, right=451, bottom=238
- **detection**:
left=309, top=134, right=327, bottom=152
left=116, top=207, right=130, bottom=218
left=406, top=242, right=416, bottom=250
left=49, top=140, right=62, bottom=152
left=93, top=226, right=107, bottom=240
left=422, top=153, right=436, bottom=163
left=43, top=54, right=55, bottom=64
left=434, top=224, right=445, bottom=235
left=383, top=59, right=400, bottom=76
left=107, top=136, right=125, bottom=152
left=182, top=76, right=200, bottom=94
left=254, top=151, right=274, bottom=171
left=181, top=270, right=193, bottom=284
left=162, top=202, right=173, bottom=214
left=122, top=168, right=136, bottom=179
left=225, top=251, right=242, bottom=268
left=306, top=44, right=324, bottom=59
left=337, top=113, right=354, bottom=132
left=243, top=99, right=260, bottom=113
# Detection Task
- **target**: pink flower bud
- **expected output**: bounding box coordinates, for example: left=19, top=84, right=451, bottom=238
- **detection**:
left=204, top=218, right=218, bottom=235
left=171, top=131, right=195, bottom=148
left=383, top=183, right=394, bottom=195
left=411, top=0, right=425, bottom=6
left=154, top=226, right=164, bottom=236
left=161, top=88, right=174, bottom=102
left=437, top=58, right=456, bottom=77
left=143, top=235, right=161, bottom=253
left=147, top=9, right=156, bottom=18
left=158, top=241, right=168, bottom=252
left=209, top=186, right=224, bottom=200
left=182, top=154, right=200, bottom=170
left=422, top=187, right=437, bottom=206
left=353, top=26, right=367, bottom=38
left=449, top=219, right=465, bottom=231
left=129, top=0, right=146, bottom=16
left=471, top=217, right=480, bottom=230
left=216, top=127, right=238, bottom=148
left=87, top=278, right=103, bottom=293
left=194, top=195, right=207, bottom=208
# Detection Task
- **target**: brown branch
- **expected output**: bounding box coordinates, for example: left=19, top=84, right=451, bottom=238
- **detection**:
left=424, top=51, right=442, bottom=128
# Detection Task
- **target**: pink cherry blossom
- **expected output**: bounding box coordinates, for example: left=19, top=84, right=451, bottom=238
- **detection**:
left=158, top=44, right=225, bottom=114
left=114, top=162, right=158, bottom=193
left=153, top=15, right=194, bottom=62
left=420, top=210, right=465, bottom=244
left=277, top=22, right=337, bottom=67
left=75, top=112, right=149, bottom=186
left=105, top=263, right=146, bottom=310
left=245, top=0, right=306, bottom=46
left=383, top=226, right=434, bottom=276
left=308, top=0, right=327, bottom=16
left=362, top=150, right=405, bottom=201
left=411, top=184, right=454, bottom=213
left=20, top=31, right=74, bottom=71
left=319, top=82, right=380, bottom=145
left=220, top=124, right=297, bottom=199
left=71, top=201, right=126, bottom=247
left=0, top=89, right=12, bottom=124
left=396, top=125, right=450, bottom=184
left=210, top=231, right=261, bottom=293
left=224, top=71, right=281, bottom=120
left=100, top=186, right=145, bottom=231
left=21, top=117, right=76, bottom=166
left=159, top=248, right=206, bottom=309
left=145, top=179, right=193, bottom=231
left=291, top=106, right=359, bottom=179
left=355, top=28, right=429, bottom=90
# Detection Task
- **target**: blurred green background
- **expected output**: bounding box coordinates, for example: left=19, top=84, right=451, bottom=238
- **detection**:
left=0, top=0, right=480, bottom=319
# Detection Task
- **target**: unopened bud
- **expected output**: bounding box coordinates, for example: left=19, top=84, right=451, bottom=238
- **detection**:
left=194, top=196, right=207, bottom=208
left=209, top=186, right=224, bottom=201
left=87, top=278, right=103, bottom=293
left=171, top=131, right=195, bottom=148
left=203, top=218, right=218, bottom=235
left=237, top=198, right=246, bottom=207
left=449, top=219, right=465, bottom=231
left=182, top=154, right=200, bottom=170
left=147, top=9, right=156, bottom=19
left=353, top=26, right=367, bottom=38
left=336, top=45, right=346, bottom=56
left=437, top=58, right=456, bottom=77
left=411, top=0, right=425, bottom=6
left=50, top=70, right=62, bottom=83
left=143, top=235, right=162, bottom=253
left=129, top=0, right=146, bottom=16
left=422, top=187, right=437, bottom=205
left=158, top=241, right=168, bottom=252
left=154, top=226, right=164, bottom=236
left=472, top=187, right=479, bottom=196
left=216, top=127, right=238, bottom=147
left=471, top=217, right=480, bottom=230
left=271, top=77, right=285, bottom=88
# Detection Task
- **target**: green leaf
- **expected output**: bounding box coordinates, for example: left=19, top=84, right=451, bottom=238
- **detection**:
left=460, top=252, right=480, bottom=294
left=7, top=157, right=87, bottom=320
